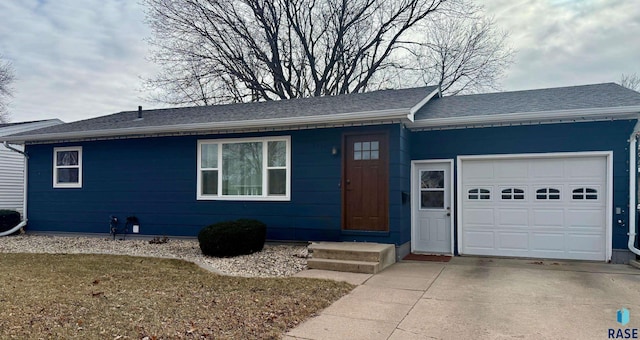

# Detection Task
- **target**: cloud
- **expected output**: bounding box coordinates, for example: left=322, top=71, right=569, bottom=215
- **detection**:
left=478, top=0, right=640, bottom=90
left=0, top=0, right=638, bottom=123
left=0, top=1, right=161, bottom=122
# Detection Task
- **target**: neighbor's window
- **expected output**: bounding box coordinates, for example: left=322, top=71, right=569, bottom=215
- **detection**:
left=53, top=146, right=83, bottom=188
left=197, top=136, right=290, bottom=200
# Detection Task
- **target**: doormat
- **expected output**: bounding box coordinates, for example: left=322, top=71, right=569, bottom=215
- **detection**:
left=403, top=253, right=452, bottom=262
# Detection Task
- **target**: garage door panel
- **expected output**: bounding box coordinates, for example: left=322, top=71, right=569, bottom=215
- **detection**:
left=532, top=209, right=564, bottom=227
left=495, top=161, right=528, bottom=179
left=462, top=162, right=494, bottom=180
left=566, top=159, right=606, bottom=179
left=460, top=155, right=607, bottom=261
left=530, top=233, right=565, bottom=252
left=497, top=208, right=529, bottom=226
left=531, top=160, right=565, bottom=180
left=497, top=232, right=529, bottom=251
left=463, top=208, right=494, bottom=225
left=567, top=209, right=605, bottom=230
left=567, top=234, right=605, bottom=253
left=464, top=231, right=495, bottom=249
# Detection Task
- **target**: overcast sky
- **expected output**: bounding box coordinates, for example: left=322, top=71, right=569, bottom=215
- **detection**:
left=0, top=0, right=638, bottom=123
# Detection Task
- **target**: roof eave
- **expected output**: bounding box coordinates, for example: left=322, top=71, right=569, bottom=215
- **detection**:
left=3, top=108, right=412, bottom=144
left=406, top=106, right=640, bottom=130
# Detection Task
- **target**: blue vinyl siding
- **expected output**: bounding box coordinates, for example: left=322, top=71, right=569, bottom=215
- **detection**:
left=25, top=124, right=405, bottom=244
left=410, top=119, right=637, bottom=251
left=24, top=119, right=636, bottom=251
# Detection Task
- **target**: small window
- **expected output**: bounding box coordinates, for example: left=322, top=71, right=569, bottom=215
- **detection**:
left=536, top=188, right=560, bottom=200
left=501, top=188, right=524, bottom=200
left=353, top=141, right=379, bottom=160
left=420, top=170, right=445, bottom=208
left=468, top=188, right=491, bottom=200
left=572, top=188, right=598, bottom=200
left=53, top=147, right=83, bottom=188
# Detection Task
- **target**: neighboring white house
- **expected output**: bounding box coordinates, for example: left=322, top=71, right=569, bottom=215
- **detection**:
left=0, top=120, right=63, bottom=214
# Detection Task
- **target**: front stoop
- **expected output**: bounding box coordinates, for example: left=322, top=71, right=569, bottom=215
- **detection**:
left=630, top=260, right=640, bottom=270
left=307, top=242, right=396, bottom=274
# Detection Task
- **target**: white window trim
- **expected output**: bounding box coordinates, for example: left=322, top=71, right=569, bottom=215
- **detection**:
left=196, top=136, right=291, bottom=201
left=53, top=146, right=83, bottom=188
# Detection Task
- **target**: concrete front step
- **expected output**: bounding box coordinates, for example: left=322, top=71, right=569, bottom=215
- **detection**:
left=307, top=242, right=396, bottom=274
left=307, top=258, right=381, bottom=274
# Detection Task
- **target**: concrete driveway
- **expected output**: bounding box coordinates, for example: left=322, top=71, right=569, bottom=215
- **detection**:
left=286, top=257, right=640, bottom=340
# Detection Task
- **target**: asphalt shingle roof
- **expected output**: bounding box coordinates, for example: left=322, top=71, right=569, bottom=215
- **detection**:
left=11, top=86, right=436, bottom=138
left=0, top=120, right=51, bottom=129
left=414, top=83, right=640, bottom=120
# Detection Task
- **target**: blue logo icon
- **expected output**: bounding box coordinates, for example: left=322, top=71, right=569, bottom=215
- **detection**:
left=618, top=308, right=630, bottom=326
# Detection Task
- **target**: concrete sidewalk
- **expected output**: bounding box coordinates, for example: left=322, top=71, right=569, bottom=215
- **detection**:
left=285, top=257, right=640, bottom=340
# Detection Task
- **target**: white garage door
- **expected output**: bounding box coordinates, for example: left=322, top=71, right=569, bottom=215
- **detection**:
left=459, top=153, right=609, bottom=261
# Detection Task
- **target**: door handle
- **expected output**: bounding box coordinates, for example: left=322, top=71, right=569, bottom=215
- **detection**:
left=446, top=206, right=451, bottom=217
left=346, top=179, right=351, bottom=185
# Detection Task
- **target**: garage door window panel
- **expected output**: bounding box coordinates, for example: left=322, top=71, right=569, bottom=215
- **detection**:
left=501, top=188, right=525, bottom=200
left=536, top=188, right=560, bottom=200
left=468, top=188, right=491, bottom=200
left=420, top=170, right=445, bottom=208
left=572, top=188, right=598, bottom=200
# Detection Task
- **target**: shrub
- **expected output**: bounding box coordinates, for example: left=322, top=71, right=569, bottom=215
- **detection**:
left=0, top=210, right=21, bottom=233
left=198, top=219, right=266, bottom=257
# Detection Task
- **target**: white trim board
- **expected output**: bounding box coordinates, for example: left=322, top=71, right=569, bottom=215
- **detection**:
left=407, top=106, right=640, bottom=130
left=456, top=151, right=613, bottom=262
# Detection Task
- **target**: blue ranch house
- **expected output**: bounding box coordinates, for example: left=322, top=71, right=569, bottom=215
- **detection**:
left=4, top=83, right=640, bottom=263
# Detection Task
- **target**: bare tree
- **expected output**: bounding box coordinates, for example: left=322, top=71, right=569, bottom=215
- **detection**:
left=409, top=0, right=513, bottom=95
left=0, top=55, right=14, bottom=123
left=621, top=73, right=640, bottom=92
left=144, top=0, right=512, bottom=105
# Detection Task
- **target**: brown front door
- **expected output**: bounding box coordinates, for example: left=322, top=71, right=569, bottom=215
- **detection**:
left=343, top=133, right=389, bottom=231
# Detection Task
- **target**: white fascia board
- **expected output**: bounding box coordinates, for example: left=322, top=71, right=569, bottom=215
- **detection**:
left=407, top=88, right=440, bottom=122
left=4, top=108, right=411, bottom=143
left=407, top=105, right=640, bottom=129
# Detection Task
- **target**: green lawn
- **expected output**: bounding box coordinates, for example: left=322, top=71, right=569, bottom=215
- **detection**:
left=0, top=253, right=353, bottom=339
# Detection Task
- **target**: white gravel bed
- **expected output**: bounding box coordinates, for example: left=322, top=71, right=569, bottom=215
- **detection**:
left=0, top=234, right=309, bottom=277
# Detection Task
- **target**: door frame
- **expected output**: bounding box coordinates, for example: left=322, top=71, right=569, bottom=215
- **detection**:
left=456, top=151, right=613, bottom=262
left=411, top=159, right=455, bottom=255
left=341, top=131, right=390, bottom=231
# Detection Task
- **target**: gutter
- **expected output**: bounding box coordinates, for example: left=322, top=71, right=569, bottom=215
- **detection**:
left=407, top=105, right=640, bottom=130
left=3, top=107, right=413, bottom=144
left=628, top=123, right=640, bottom=256
left=1, top=141, right=28, bottom=236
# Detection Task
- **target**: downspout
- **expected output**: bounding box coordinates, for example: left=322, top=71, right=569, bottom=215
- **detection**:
left=628, top=124, right=640, bottom=256
left=1, top=141, right=28, bottom=236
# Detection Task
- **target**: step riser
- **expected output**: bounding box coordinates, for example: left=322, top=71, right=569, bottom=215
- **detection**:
left=311, top=248, right=389, bottom=262
left=307, top=242, right=397, bottom=274
left=307, top=259, right=379, bottom=274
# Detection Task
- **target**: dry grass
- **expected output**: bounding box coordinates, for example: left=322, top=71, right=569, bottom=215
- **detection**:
left=0, top=253, right=353, bottom=339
